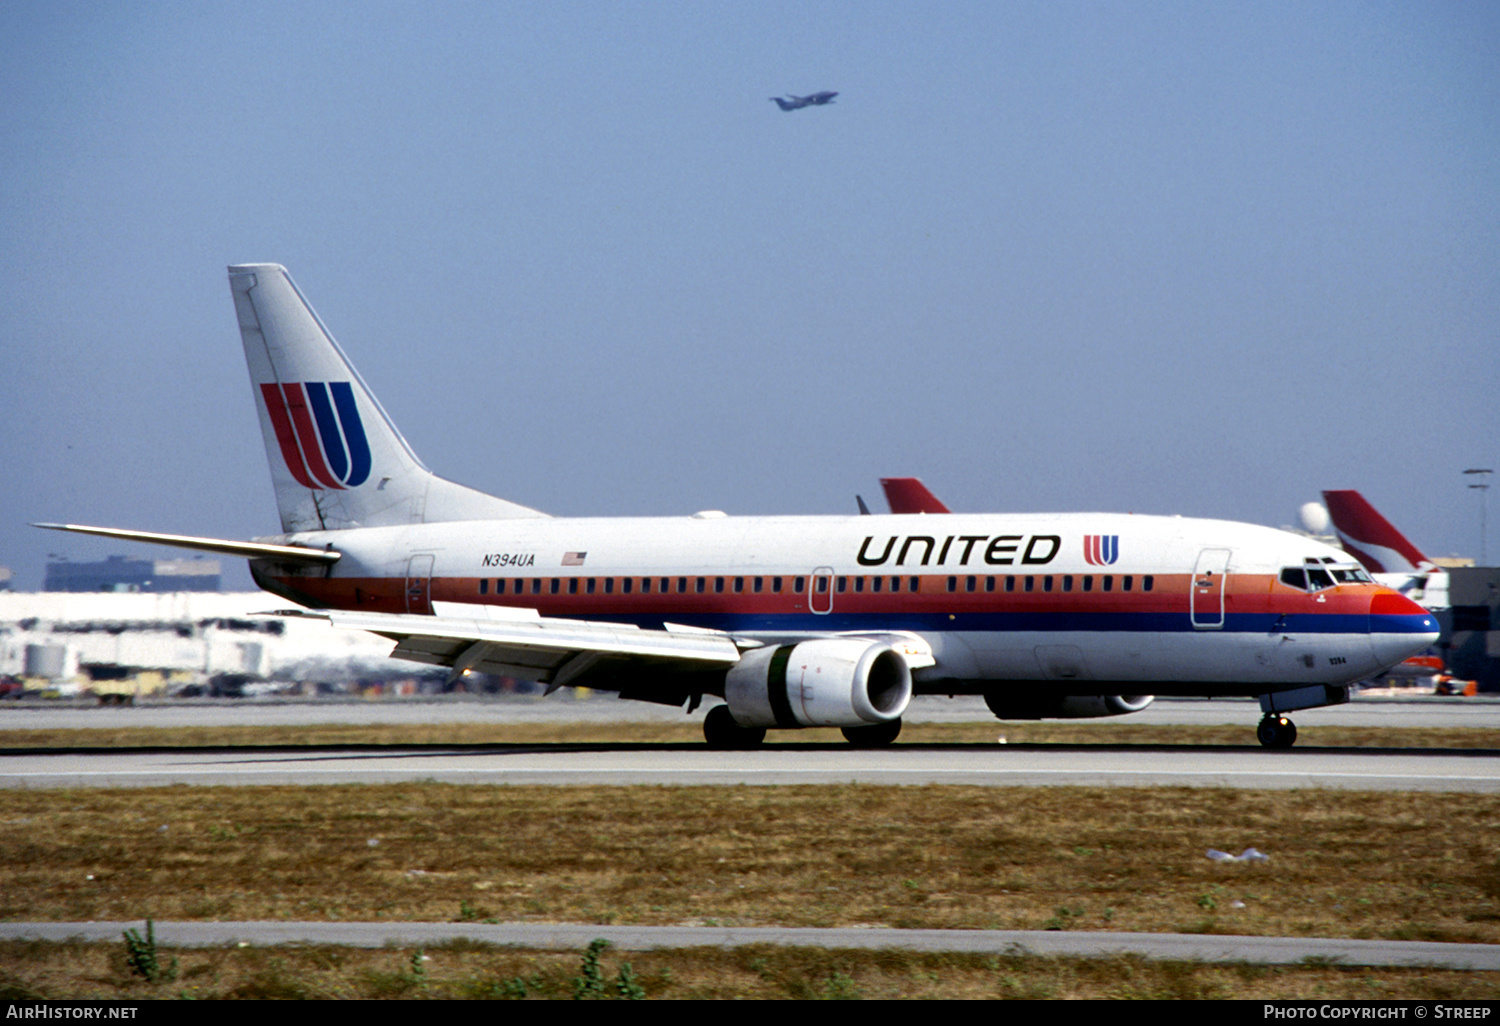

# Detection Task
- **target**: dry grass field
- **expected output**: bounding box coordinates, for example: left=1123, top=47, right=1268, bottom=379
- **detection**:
left=1, top=782, right=1497, bottom=937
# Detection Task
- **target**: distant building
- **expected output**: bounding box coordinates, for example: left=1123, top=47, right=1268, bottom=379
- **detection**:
left=0, top=566, right=11, bottom=592
left=44, top=554, right=221, bottom=593
left=1445, top=566, right=1500, bottom=692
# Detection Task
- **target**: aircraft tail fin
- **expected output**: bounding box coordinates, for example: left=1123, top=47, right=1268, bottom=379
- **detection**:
left=880, top=477, right=952, bottom=514
left=229, top=264, right=548, bottom=533
left=1321, top=490, right=1431, bottom=574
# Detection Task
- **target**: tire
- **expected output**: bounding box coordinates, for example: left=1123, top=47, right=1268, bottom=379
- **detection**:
left=703, top=704, right=766, bottom=749
left=1256, top=715, right=1297, bottom=749
left=841, top=719, right=902, bottom=747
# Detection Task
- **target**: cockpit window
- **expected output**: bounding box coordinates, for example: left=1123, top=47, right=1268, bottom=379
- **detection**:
left=1281, top=563, right=1371, bottom=591
left=1306, top=567, right=1335, bottom=590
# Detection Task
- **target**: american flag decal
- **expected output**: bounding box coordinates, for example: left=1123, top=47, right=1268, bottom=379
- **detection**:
left=562, top=552, right=587, bottom=566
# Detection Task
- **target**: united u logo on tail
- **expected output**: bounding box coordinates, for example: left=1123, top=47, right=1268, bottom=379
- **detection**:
left=261, top=381, right=372, bottom=489
left=1083, top=534, right=1119, bottom=565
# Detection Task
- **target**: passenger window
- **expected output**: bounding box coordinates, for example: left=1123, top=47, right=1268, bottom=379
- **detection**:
left=1142, top=575, right=1153, bottom=592
left=1062, top=575, right=1073, bottom=592
left=478, top=579, right=488, bottom=595
left=550, top=578, right=560, bottom=594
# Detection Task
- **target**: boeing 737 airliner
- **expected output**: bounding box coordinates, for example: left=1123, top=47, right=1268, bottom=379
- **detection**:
left=38, top=265, right=1438, bottom=748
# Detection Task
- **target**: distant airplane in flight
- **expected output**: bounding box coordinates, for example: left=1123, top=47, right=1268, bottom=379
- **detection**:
left=771, top=91, right=838, bottom=111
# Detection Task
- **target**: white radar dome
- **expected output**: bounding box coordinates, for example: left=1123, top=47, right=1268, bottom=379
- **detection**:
left=1299, top=502, right=1331, bottom=535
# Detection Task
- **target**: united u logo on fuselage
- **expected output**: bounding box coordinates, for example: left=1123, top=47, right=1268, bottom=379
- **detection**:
left=261, top=381, right=372, bottom=490
left=1083, top=534, right=1119, bottom=566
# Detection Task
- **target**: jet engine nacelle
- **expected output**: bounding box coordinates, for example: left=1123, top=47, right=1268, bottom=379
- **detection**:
left=983, top=692, right=1154, bottom=720
left=724, top=638, right=912, bottom=729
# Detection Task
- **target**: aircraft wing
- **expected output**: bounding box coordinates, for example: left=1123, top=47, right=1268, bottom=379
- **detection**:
left=280, top=600, right=935, bottom=697
left=291, top=600, right=746, bottom=691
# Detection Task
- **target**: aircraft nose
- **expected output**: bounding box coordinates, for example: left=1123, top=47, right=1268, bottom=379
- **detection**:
left=1369, top=591, right=1441, bottom=668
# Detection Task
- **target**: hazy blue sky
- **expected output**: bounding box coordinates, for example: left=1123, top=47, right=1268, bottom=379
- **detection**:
left=3, top=1, right=1496, bottom=589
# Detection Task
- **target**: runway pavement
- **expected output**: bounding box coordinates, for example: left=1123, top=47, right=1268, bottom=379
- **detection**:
left=4, top=920, right=1498, bottom=970
left=4, top=693, right=1498, bottom=729
left=1, top=740, right=1495, bottom=791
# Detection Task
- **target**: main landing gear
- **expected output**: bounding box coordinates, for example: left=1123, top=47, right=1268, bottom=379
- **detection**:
left=1256, top=714, right=1297, bottom=750
left=701, top=705, right=904, bottom=748
left=840, top=719, right=902, bottom=747
left=702, top=704, right=766, bottom=749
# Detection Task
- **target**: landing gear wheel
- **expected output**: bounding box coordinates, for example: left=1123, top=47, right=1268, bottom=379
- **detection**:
left=841, top=718, right=902, bottom=747
left=1256, top=715, right=1297, bottom=749
left=703, top=704, right=766, bottom=749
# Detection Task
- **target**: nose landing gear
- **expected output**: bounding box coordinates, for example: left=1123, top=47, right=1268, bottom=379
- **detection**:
left=1256, top=714, right=1297, bottom=749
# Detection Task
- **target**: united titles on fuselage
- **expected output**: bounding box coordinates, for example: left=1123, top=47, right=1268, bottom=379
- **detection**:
left=857, top=534, right=1062, bottom=567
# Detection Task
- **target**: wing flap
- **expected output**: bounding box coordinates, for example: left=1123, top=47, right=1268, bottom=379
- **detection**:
left=311, top=606, right=743, bottom=688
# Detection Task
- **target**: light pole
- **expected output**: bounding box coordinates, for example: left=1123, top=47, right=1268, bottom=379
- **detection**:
left=1464, top=468, right=1493, bottom=565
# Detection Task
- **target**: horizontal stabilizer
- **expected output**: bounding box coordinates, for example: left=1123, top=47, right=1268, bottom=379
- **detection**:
left=32, top=523, right=340, bottom=564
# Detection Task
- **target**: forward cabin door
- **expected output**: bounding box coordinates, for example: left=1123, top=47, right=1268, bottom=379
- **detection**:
left=1190, top=548, right=1230, bottom=629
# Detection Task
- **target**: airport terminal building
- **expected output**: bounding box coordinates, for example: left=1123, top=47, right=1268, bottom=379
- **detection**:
left=43, top=554, right=221, bottom=593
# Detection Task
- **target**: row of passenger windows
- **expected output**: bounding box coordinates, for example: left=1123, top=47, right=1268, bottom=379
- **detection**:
left=942, top=574, right=1151, bottom=593
left=480, top=576, right=812, bottom=596
left=475, top=573, right=1152, bottom=597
